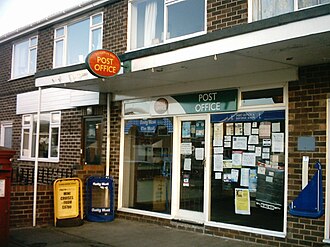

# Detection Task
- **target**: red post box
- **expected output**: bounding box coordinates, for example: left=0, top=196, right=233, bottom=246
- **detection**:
left=0, top=147, right=15, bottom=246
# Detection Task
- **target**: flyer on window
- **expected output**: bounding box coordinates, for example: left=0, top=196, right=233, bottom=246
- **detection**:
left=235, top=188, right=250, bottom=215
left=182, top=121, right=191, bottom=138
left=196, top=121, right=205, bottom=137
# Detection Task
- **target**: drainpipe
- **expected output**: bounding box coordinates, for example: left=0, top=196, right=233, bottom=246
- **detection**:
left=106, top=93, right=111, bottom=177
left=33, top=87, right=41, bottom=227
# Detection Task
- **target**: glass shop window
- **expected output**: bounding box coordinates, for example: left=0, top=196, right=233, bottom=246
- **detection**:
left=122, top=118, right=173, bottom=214
left=210, top=110, right=285, bottom=231
left=241, top=88, right=283, bottom=107
left=83, top=118, right=103, bottom=165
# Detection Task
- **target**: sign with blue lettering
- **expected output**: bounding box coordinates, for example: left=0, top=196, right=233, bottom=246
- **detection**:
left=124, top=118, right=173, bottom=134
left=211, top=110, right=285, bottom=123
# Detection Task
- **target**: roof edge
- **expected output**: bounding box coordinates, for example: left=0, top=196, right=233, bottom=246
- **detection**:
left=0, top=0, right=120, bottom=44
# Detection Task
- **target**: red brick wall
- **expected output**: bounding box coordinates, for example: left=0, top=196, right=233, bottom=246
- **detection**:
left=103, top=0, right=128, bottom=55
left=36, top=26, right=54, bottom=71
left=0, top=42, right=13, bottom=90
left=10, top=185, right=53, bottom=228
left=207, top=0, right=248, bottom=32
left=286, top=63, right=329, bottom=246
left=59, top=109, right=83, bottom=168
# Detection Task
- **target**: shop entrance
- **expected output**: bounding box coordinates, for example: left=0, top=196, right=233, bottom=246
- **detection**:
left=175, top=115, right=209, bottom=223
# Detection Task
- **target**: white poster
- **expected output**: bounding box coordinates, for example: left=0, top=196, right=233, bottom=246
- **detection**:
left=242, top=152, right=256, bottom=167
left=258, top=166, right=266, bottom=175
left=214, top=147, right=223, bottom=154
left=272, top=122, right=281, bottom=132
left=232, top=151, right=242, bottom=167
left=184, top=158, right=191, bottom=171
left=233, top=136, right=247, bottom=150
left=226, top=123, right=234, bottom=135
left=240, top=168, right=250, bottom=187
left=213, top=123, right=223, bottom=146
left=214, top=154, right=223, bottom=171
left=215, top=172, right=222, bottom=180
left=248, top=135, right=259, bottom=145
left=195, top=148, right=204, bottom=161
left=180, top=142, right=192, bottom=155
left=259, top=122, right=271, bottom=138
left=244, top=122, right=251, bottom=136
left=0, top=179, right=5, bottom=197
left=255, top=147, right=262, bottom=157
left=272, top=133, right=284, bottom=152
left=231, top=169, right=239, bottom=182
left=235, top=123, right=243, bottom=135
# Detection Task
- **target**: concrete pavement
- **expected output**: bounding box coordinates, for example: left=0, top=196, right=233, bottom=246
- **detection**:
left=10, top=218, right=267, bottom=247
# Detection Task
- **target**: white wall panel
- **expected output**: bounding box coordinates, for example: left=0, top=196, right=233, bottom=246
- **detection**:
left=17, top=88, right=101, bottom=114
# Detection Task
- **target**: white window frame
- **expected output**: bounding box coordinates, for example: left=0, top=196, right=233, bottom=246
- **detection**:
left=238, top=84, right=287, bottom=111
left=53, top=12, right=103, bottom=68
left=11, top=36, right=38, bottom=79
left=248, top=0, right=330, bottom=22
left=20, top=111, right=61, bottom=162
left=119, top=87, right=289, bottom=237
left=325, top=98, right=330, bottom=243
left=127, top=0, right=207, bottom=51
left=0, top=121, right=13, bottom=148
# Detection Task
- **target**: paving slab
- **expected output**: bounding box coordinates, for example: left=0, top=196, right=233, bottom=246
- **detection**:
left=10, top=218, right=267, bottom=247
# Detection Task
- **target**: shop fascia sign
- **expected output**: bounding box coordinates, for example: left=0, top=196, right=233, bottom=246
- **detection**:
left=149, top=89, right=238, bottom=115
left=86, top=49, right=121, bottom=78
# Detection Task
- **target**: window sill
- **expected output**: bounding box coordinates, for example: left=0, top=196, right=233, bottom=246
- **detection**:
left=18, top=157, right=59, bottom=163
left=205, top=221, right=286, bottom=238
left=126, top=30, right=207, bottom=53
left=9, top=73, right=35, bottom=81
left=117, top=207, right=173, bottom=220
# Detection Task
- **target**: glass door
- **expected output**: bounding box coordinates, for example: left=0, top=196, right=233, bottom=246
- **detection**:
left=175, top=115, right=208, bottom=223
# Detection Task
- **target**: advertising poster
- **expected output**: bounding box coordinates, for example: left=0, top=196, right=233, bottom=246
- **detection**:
left=235, top=188, right=250, bottom=215
left=54, top=180, right=80, bottom=219
left=0, top=179, right=5, bottom=197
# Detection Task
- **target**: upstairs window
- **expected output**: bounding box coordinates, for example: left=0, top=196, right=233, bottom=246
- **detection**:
left=54, top=13, right=103, bottom=68
left=12, top=36, right=38, bottom=79
left=299, top=0, right=330, bottom=8
left=128, top=0, right=206, bottom=50
left=251, top=0, right=330, bottom=21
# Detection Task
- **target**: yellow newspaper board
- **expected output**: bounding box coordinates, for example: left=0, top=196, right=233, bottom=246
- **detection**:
left=54, top=178, right=81, bottom=220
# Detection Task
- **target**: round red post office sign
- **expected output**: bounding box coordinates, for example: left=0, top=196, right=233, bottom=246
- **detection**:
left=86, top=49, right=121, bottom=78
